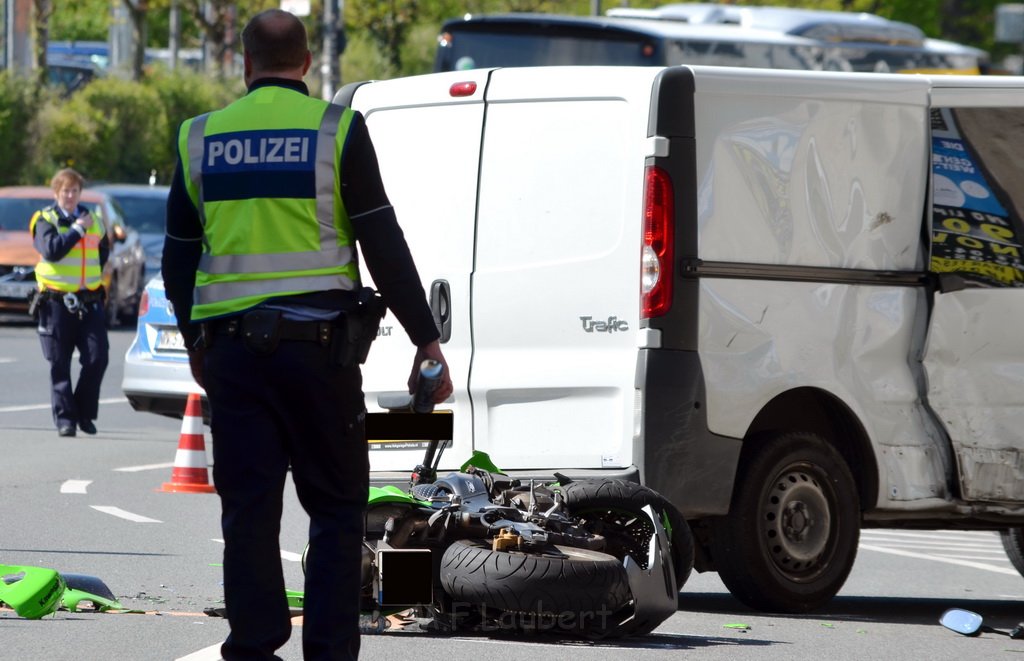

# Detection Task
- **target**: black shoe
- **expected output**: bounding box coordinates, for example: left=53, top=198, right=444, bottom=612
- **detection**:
left=79, top=420, right=97, bottom=435
left=58, top=425, right=76, bottom=437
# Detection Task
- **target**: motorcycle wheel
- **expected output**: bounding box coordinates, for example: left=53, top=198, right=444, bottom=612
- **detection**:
left=556, top=478, right=695, bottom=590
left=440, top=539, right=631, bottom=636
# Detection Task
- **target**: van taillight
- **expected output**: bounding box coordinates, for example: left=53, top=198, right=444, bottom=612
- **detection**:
left=138, top=289, right=149, bottom=318
left=449, top=81, right=477, bottom=97
left=641, top=165, right=674, bottom=319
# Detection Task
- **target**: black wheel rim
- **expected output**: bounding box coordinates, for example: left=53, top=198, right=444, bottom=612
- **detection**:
left=577, top=508, right=656, bottom=569
left=759, top=461, right=834, bottom=582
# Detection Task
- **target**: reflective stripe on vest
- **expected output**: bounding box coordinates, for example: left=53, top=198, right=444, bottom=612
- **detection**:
left=32, top=208, right=104, bottom=292
left=181, top=90, right=358, bottom=321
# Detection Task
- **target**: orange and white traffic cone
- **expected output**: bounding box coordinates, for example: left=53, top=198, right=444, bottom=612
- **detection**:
left=160, top=393, right=216, bottom=494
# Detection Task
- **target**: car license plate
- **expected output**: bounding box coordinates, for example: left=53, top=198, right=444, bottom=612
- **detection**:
left=0, top=281, right=35, bottom=300
left=156, top=328, right=186, bottom=351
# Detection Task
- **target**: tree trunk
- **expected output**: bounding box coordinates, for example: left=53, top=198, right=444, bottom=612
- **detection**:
left=31, top=0, right=52, bottom=89
left=125, top=0, right=149, bottom=81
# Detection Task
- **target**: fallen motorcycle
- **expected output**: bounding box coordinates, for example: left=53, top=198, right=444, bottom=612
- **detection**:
left=298, top=360, right=695, bottom=638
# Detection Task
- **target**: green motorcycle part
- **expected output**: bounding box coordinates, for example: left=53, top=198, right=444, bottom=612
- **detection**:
left=286, top=589, right=305, bottom=609
left=0, top=565, right=66, bottom=619
left=459, top=450, right=503, bottom=474
left=368, top=484, right=428, bottom=506
left=61, top=573, right=124, bottom=612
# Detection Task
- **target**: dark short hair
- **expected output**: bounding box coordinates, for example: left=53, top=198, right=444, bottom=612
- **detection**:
left=242, top=9, right=308, bottom=71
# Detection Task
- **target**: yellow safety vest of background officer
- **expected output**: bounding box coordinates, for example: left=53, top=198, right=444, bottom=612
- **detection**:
left=30, top=168, right=110, bottom=438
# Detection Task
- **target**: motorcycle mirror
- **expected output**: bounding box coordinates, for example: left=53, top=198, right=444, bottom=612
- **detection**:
left=939, top=608, right=1023, bottom=638
left=940, top=608, right=984, bottom=636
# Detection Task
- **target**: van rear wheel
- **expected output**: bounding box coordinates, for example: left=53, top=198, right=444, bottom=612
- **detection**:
left=711, top=431, right=859, bottom=613
left=1000, top=528, right=1024, bottom=577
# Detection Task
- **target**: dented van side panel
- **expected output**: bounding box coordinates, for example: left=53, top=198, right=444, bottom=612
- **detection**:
left=685, top=71, right=948, bottom=508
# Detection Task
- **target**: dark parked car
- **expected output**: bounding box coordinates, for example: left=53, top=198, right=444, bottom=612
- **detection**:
left=94, top=183, right=169, bottom=277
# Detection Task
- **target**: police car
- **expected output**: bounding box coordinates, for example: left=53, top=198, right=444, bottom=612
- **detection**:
left=121, top=273, right=206, bottom=421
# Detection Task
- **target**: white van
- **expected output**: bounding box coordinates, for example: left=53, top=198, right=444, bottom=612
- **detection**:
left=334, top=65, right=1024, bottom=613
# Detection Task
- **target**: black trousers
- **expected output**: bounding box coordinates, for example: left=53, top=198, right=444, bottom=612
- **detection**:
left=204, top=334, right=368, bottom=661
left=36, top=297, right=109, bottom=428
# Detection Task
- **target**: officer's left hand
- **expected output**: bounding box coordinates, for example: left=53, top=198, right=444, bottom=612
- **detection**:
left=408, top=340, right=453, bottom=404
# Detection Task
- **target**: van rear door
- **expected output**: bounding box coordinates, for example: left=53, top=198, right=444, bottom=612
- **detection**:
left=344, top=71, right=487, bottom=472
left=469, top=66, right=663, bottom=471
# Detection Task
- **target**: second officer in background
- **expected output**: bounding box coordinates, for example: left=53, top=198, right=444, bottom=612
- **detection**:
left=30, top=167, right=110, bottom=437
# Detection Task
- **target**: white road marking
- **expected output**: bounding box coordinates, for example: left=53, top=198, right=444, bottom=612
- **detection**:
left=60, top=480, right=92, bottom=494
left=860, top=532, right=995, bottom=540
left=91, top=505, right=162, bottom=523
left=211, top=538, right=301, bottom=562
left=0, top=358, right=14, bottom=364
left=175, top=642, right=223, bottom=661
left=860, top=543, right=1018, bottom=575
left=114, top=462, right=175, bottom=472
left=0, top=396, right=127, bottom=414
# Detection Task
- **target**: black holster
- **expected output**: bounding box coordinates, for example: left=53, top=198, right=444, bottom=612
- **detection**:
left=27, top=290, right=41, bottom=319
left=331, top=289, right=387, bottom=367
left=241, top=309, right=283, bottom=355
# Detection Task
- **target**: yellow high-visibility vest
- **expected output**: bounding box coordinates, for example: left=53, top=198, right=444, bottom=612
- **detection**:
left=179, top=85, right=359, bottom=321
left=31, top=207, right=104, bottom=293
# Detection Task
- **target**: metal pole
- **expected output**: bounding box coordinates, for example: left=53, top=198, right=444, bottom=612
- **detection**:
left=321, top=0, right=339, bottom=100
left=169, top=0, right=179, bottom=70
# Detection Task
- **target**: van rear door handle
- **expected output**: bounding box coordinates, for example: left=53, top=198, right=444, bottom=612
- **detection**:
left=430, top=279, right=451, bottom=343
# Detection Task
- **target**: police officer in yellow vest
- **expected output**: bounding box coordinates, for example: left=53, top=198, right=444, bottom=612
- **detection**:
left=163, top=9, right=452, bottom=660
left=31, top=168, right=110, bottom=438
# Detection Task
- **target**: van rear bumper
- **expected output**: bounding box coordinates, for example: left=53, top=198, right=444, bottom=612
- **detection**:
left=638, top=348, right=742, bottom=518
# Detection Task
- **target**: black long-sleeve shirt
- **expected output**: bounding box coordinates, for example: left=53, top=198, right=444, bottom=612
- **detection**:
left=32, top=203, right=110, bottom=283
left=163, top=78, right=439, bottom=351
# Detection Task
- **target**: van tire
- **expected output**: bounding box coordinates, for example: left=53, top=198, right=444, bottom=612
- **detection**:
left=711, top=431, right=859, bottom=613
left=440, top=538, right=631, bottom=635
left=1000, top=528, right=1024, bottom=577
left=555, top=478, right=695, bottom=590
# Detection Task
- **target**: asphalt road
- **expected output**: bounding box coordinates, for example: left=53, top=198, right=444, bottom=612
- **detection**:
left=2, top=320, right=1024, bottom=660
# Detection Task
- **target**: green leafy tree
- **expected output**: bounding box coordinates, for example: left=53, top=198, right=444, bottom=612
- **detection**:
left=177, top=0, right=276, bottom=78
left=144, top=67, right=241, bottom=182
left=50, top=0, right=108, bottom=40
left=38, top=77, right=171, bottom=182
left=348, top=0, right=422, bottom=76
left=0, top=72, right=39, bottom=184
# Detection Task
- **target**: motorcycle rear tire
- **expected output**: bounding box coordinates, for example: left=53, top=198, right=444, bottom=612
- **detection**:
left=440, top=539, right=631, bottom=636
left=556, top=478, right=695, bottom=590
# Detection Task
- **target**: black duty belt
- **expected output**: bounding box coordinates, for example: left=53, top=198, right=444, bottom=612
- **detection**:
left=211, top=315, right=333, bottom=345
left=39, top=289, right=104, bottom=303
